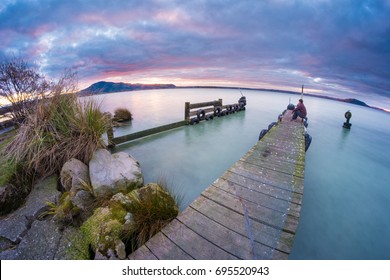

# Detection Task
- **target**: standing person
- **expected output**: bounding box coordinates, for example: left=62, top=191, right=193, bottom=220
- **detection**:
left=291, top=99, right=307, bottom=121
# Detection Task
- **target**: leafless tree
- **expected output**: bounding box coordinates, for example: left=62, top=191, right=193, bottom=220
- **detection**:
left=0, top=58, right=50, bottom=123
left=0, top=57, right=77, bottom=123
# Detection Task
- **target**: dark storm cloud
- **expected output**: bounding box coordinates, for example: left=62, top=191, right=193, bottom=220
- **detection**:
left=1, top=0, right=389, bottom=108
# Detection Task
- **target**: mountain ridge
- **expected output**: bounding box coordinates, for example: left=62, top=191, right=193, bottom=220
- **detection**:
left=77, top=81, right=176, bottom=96
left=76, top=81, right=386, bottom=113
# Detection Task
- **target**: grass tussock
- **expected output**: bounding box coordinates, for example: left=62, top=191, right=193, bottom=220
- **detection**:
left=126, top=180, right=180, bottom=250
left=113, top=107, right=132, bottom=122
left=3, top=93, right=110, bottom=178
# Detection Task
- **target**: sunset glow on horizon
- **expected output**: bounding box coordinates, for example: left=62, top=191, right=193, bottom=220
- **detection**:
left=1, top=0, right=389, bottom=110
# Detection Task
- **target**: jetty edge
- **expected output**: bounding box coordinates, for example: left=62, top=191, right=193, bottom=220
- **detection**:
left=129, top=109, right=306, bottom=260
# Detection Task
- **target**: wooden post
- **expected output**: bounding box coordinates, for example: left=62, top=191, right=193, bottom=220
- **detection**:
left=185, top=102, right=190, bottom=122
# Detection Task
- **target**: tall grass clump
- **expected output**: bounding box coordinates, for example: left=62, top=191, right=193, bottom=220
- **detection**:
left=113, top=107, right=132, bottom=122
left=125, top=181, right=180, bottom=251
left=4, top=93, right=110, bottom=178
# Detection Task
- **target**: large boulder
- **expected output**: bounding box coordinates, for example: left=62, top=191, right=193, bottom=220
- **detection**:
left=89, top=149, right=143, bottom=198
left=60, top=158, right=94, bottom=211
left=60, top=158, right=90, bottom=193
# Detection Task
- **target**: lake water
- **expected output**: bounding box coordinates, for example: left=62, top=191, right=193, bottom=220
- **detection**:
left=94, top=88, right=390, bottom=260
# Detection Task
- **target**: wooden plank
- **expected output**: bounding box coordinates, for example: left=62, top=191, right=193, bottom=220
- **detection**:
left=177, top=207, right=253, bottom=259
left=221, top=171, right=303, bottom=205
left=229, top=163, right=304, bottom=195
left=189, top=100, right=222, bottom=109
left=202, top=186, right=299, bottom=234
left=178, top=206, right=288, bottom=259
left=161, top=219, right=239, bottom=260
left=189, top=107, right=215, bottom=117
left=244, top=141, right=305, bottom=166
left=213, top=177, right=301, bottom=218
left=143, top=231, right=194, bottom=260
left=190, top=195, right=294, bottom=254
left=128, top=245, right=158, bottom=260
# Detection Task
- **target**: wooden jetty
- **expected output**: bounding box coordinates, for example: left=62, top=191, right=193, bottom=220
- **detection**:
left=129, top=109, right=306, bottom=260
left=110, top=98, right=246, bottom=146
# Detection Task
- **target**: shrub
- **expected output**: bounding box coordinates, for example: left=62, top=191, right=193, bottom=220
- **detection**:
left=125, top=181, right=180, bottom=251
left=113, top=108, right=132, bottom=122
left=3, top=93, right=110, bottom=178
left=0, top=133, right=34, bottom=215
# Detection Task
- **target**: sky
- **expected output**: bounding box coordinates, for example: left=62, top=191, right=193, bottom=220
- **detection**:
left=1, top=0, right=389, bottom=110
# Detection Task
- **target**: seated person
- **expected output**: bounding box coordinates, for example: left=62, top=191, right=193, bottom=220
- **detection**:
left=291, top=99, right=307, bottom=121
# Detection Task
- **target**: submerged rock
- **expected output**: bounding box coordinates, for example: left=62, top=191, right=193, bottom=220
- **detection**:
left=89, top=149, right=143, bottom=198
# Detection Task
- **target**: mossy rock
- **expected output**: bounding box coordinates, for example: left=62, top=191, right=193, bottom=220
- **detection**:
left=80, top=204, right=127, bottom=256
left=53, top=192, right=81, bottom=224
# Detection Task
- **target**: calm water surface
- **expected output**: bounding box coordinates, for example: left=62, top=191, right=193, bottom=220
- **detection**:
left=95, top=88, right=390, bottom=259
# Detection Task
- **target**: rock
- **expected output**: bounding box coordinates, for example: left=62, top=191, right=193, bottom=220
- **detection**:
left=107, top=248, right=119, bottom=260
left=0, top=175, right=60, bottom=243
left=5, top=219, right=62, bottom=259
left=94, top=250, right=108, bottom=260
left=0, top=236, right=14, bottom=252
left=110, top=192, right=132, bottom=209
left=81, top=206, right=126, bottom=255
left=60, top=158, right=90, bottom=193
left=54, top=226, right=90, bottom=260
left=115, top=240, right=127, bottom=260
left=133, top=183, right=164, bottom=201
left=70, top=190, right=95, bottom=211
left=124, top=212, right=133, bottom=225
left=128, top=182, right=179, bottom=223
left=60, top=158, right=95, bottom=217
left=0, top=183, right=28, bottom=215
left=89, top=149, right=143, bottom=198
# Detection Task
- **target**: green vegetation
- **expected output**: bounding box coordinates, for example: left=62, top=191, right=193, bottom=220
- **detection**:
left=80, top=203, right=126, bottom=255
left=113, top=107, right=133, bottom=122
left=0, top=134, right=35, bottom=215
left=0, top=92, right=109, bottom=216
left=125, top=182, right=179, bottom=251
left=3, top=93, right=109, bottom=178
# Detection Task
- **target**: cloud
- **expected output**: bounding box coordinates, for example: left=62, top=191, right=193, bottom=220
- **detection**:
left=0, top=0, right=389, bottom=109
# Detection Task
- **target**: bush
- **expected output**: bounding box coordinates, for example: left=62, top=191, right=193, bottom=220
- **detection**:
left=113, top=108, right=132, bottom=122
left=0, top=133, right=34, bottom=215
left=3, top=93, right=110, bottom=178
left=125, top=182, right=179, bottom=251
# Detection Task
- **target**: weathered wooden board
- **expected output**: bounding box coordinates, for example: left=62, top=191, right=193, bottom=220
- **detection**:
left=161, top=219, right=239, bottom=260
left=202, top=186, right=299, bottom=234
left=213, top=177, right=301, bottom=218
left=143, top=231, right=194, bottom=260
left=177, top=207, right=254, bottom=259
left=229, top=162, right=304, bottom=194
left=221, top=171, right=303, bottom=205
left=128, top=245, right=158, bottom=260
left=189, top=100, right=222, bottom=109
left=189, top=195, right=294, bottom=254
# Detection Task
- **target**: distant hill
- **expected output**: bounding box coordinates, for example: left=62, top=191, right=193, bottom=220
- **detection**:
left=340, top=98, right=368, bottom=107
left=78, top=81, right=176, bottom=96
